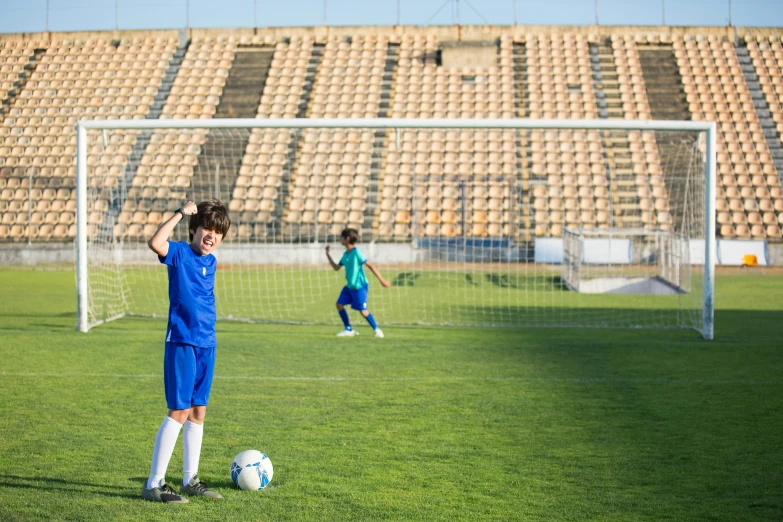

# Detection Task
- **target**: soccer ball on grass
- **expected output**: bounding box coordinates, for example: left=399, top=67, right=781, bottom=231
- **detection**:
left=231, top=450, right=273, bottom=490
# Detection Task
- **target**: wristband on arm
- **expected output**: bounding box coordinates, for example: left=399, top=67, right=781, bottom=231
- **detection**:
left=175, top=207, right=187, bottom=221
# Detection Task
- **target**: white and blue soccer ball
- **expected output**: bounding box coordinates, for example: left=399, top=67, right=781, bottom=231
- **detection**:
left=231, top=450, right=273, bottom=490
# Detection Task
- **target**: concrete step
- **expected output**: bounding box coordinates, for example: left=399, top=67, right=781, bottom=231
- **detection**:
left=638, top=46, right=691, bottom=131
left=187, top=47, right=276, bottom=209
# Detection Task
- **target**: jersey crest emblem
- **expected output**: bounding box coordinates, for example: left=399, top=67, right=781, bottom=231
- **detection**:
left=202, top=267, right=207, bottom=276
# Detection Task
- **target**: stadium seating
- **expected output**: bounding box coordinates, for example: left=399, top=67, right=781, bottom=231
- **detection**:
left=378, top=33, right=518, bottom=239
left=611, top=34, right=652, bottom=121
left=0, top=28, right=782, bottom=244
left=285, top=34, right=387, bottom=238
left=675, top=34, right=782, bottom=239
left=233, top=35, right=318, bottom=239
left=744, top=37, right=783, bottom=239
left=0, top=41, right=41, bottom=117
left=0, top=37, right=176, bottom=240
left=116, top=36, right=232, bottom=239
left=609, top=35, right=672, bottom=232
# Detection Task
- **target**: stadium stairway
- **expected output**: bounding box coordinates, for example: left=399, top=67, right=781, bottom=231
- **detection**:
left=514, top=40, right=544, bottom=239
left=297, top=43, right=324, bottom=119
left=148, top=39, right=190, bottom=120
left=735, top=40, right=783, bottom=186
left=637, top=43, right=692, bottom=233
left=637, top=44, right=690, bottom=121
left=280, top=42, right=325, bottom=240
left=96, top=39, right=191, bottom=241
left=0, top=48, right=46, bottom=120
left=189, top=45, right=275, bottom=208
left=590, top=40, right=621, bottom=120
left=590, top=39, right=640, bottom=229
left=214, top=47, right=274, bottom=119
left=511, top=41, right=533, bottom=243
left=365, top=42, right=399, bottom=237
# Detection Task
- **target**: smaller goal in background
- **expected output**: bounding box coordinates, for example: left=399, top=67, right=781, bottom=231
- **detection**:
left=562, top=227, right=691, bottom=295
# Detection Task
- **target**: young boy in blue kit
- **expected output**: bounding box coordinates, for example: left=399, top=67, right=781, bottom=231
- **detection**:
left=325, top=228, right=391, bottom=338
left=142, top=199, right=231, bottom=503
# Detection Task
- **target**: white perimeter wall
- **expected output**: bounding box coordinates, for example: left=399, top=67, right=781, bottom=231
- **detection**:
left=535, top=238, right=769, bottom=266
left=0, top=240, right=776, bottom=266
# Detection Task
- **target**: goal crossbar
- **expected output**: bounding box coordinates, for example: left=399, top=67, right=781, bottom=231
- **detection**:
left=76, top=118, right=717, bottom=339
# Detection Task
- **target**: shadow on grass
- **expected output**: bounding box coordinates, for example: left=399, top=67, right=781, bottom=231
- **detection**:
left=495, top=309, right=783, bottom=519
left=203, top=479, right=280, bottom=493
left=391, top=271, right=420, bottom=287
left=482, top=273, right=566, bottom=290
left=0, top=475, right=137, bottom=500
left=0, top=312, right=75, bottom=330
left=132, top=476, right=238, bottom=490
left=130, top=476, right=244, bottom=493
left=29, top=323, right=74, bottom=330
left=202, top=479, right=237, bottom=490
left=440, top=306, right=783, bottom=341
left=0, top=317, right=75, bottom=332
left=0, top=313, right=74, bottom=319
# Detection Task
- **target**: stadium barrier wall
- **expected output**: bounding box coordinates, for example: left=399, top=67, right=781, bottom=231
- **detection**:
left=717, top=240, right=769, bottom=266
left=4, top=241, right=777, bottom=266
left=0, top=245, right=75, bottom=265
left=0, top=243, right=517, bottom=266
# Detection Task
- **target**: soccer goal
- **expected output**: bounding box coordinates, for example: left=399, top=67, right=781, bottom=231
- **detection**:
left=76, top=118, right=716, bottom=338
left=562, top=228, right=691, bottom=295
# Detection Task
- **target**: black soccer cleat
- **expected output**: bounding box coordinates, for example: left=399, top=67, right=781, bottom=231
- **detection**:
left=141, top=482, right=189, bottom=503
left=181, top=475, right=223, bottom=499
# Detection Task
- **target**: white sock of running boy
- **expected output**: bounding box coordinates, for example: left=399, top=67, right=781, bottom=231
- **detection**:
left=182, top=420, right=204, bottom=486
left=146, top=416, right=183, bottom=490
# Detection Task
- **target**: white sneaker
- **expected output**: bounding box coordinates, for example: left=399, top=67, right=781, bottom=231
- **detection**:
left=336, top=329, right=357, bottom=337
left=374, top=328, right=384, bottom=338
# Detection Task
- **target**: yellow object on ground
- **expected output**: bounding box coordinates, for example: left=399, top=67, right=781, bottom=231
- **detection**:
left=742, top=254, right=759, bottom=266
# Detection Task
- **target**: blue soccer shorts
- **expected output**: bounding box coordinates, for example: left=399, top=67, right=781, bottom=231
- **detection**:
left=163, top=342, right=216, bottom=410
left=337, top=284, right=369, bottom=311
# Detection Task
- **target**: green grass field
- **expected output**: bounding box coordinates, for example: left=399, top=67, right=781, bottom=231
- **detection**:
left=0, top=268, right=781, bottom=521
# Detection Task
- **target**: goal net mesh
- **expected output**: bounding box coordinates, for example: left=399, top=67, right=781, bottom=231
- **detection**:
left=81, top=124, right=707, bottom=332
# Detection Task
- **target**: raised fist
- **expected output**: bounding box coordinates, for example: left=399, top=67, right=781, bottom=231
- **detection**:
left=182, top=201, right=198, bottom=216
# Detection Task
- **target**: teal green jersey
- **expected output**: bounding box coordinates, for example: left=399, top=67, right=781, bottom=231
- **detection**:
left=339, top=247, right=369, bottom=290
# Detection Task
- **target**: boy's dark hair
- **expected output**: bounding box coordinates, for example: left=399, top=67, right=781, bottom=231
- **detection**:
left=189, top=199, right=231, bottom=242
left=341, top=228, right=360, bottom=245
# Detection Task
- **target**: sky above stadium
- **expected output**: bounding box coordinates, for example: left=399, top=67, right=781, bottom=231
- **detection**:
left=0, top=0, right=781, bottom=34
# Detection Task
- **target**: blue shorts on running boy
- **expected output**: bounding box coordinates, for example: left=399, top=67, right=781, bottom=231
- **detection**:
left=337, top=284, right=369, bottom=311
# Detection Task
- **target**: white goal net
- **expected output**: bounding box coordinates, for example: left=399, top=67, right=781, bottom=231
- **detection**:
left=76, top=119, right=716, bottom=338
left=563, top=228, right=691, bottom=294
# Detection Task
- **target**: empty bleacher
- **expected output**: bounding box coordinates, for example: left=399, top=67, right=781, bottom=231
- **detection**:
left=114, top=36, right=250, bottom=240
left=285, top=34, right=388, bottom=240
left=674, top=34, right=782, bottom=239
left=0, top=37, right=175, bottom=241
left=741, top=37, right=783, bottom=239
left=377, top=33, right=518, bottom=240
left=1, top=27, right=782, bottom=244
left=0, top=41, right=45, bottom=119
left=244, top=35, right=321, bottom=240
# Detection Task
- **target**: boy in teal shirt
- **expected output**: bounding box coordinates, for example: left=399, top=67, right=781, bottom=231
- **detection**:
left=325, top=228, right=391, bottom=337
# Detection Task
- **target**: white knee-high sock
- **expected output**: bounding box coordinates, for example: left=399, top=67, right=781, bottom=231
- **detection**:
left=146, top=416, right=183, bottom=490
left=182, top=420, right=204, bottom=486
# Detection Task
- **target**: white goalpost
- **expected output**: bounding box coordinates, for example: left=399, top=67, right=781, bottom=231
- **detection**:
left=76, top=118, right=717, bottom=338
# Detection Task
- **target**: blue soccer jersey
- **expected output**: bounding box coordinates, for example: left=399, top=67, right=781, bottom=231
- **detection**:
left=159, top=241, right=217, bottom=348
